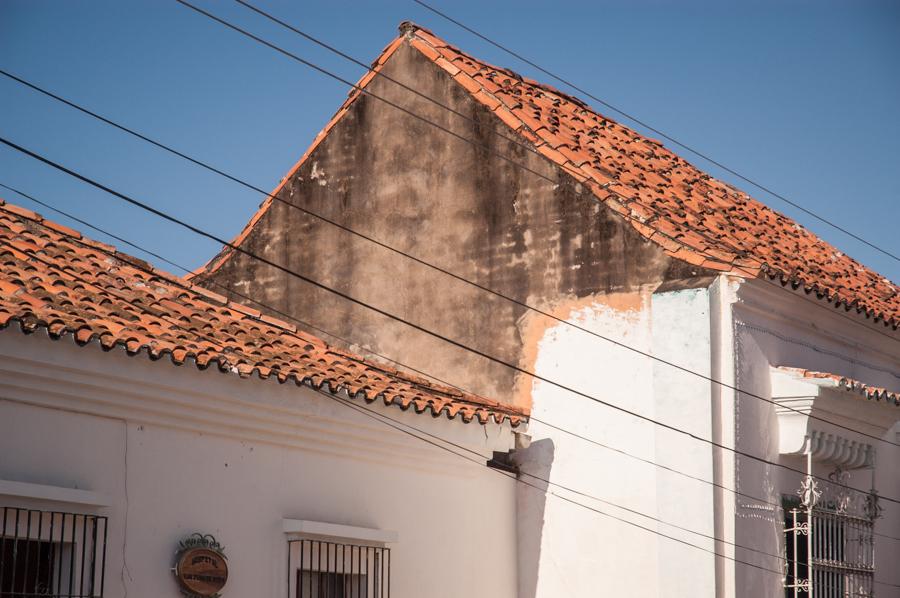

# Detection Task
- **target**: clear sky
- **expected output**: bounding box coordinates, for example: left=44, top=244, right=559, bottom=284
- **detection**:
left=2, top=0, right=898, bottom=283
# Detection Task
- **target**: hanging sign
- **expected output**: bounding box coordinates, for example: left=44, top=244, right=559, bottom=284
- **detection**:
left=173, top=533, right=229, bottom=597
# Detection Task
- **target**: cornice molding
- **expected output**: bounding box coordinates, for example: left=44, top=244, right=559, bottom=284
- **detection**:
left=0, top=332, right=510, bottom=477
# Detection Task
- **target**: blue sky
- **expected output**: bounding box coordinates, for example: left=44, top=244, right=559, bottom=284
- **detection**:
left=2, top=0, right=898, bottom=283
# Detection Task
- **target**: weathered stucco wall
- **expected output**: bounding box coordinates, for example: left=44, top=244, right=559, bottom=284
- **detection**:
left=195, top=40, right=704, bottom=409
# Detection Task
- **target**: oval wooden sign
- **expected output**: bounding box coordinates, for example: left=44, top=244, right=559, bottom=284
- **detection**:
left=174, top=546, right=229, bottom=597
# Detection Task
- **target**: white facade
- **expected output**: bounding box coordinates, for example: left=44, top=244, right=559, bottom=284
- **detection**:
left=515, top=274, right=900, bottom=598
left=2, top=276, right=899, bottom=598
left=0, top=330, right=520, bottom=598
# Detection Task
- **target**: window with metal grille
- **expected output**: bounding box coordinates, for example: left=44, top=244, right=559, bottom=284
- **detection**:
left=289, top=539, right=389, bottom=598
left=0, top=506, right=108, bottom=598
left=783, top=476, right=877, bottom=598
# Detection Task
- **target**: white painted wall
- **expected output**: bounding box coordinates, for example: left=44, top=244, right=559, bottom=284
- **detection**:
left=0, top=330, right=520, bottom=598
left=516, top=274, right=900, bottom=598
left=516, top=283, right=718, bottom=598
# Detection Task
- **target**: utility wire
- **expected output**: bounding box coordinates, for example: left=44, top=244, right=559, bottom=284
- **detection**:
left=0, top=218, right=799, bottom=578
left=7, top=186, right=900, bottom=593
left=7, top=180, right=900, bottom=547
left=5, top=69, right=897, bottom=458
left=5, top=234, right=888, bottom=595
left=164, top=1, right=900, bottom=446
left=3, top=137, right=898, bottom=511
left=323, top=391, right=900, bottom=592
left=412, top=0, right=900, bottom=264
left=226, top=0, right=900, bottom=341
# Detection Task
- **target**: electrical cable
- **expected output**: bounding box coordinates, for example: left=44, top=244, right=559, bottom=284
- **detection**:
left=2, top=137, right=898, bottom=512
left=223, top=0, right=900, bottom=343
left=5, top=71, right=898, bottom=460
left=5, top=184, right=897, bottom=592
left=0, top=219, right=800, bottom=579
left=6, top=180, right=900, bottom=546
left=167, top=2, right=900, bottom=440
left=412, top=0, right=900, bottom=264
left=7, top=5, right=892, bottom=452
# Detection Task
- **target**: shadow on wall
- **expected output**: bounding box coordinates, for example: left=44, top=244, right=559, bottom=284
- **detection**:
left=513, top=438, right=555, bottom=598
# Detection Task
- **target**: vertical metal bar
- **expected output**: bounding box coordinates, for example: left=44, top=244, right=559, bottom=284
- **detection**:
left=339, top=543, right=344, bottom=597
left=0, top=506, right=8, bottom=594
left=10, top=508, right=21, bottom=597
left=385, top=549, right=390, bottom=598
left=36, top=509, right=45, bottom=594
left=308, top=540, right=313, bottom=598
left=791, top=510, right=798, bottom=598
left=356, top=545, right=361, bottom=598
left=47, top=510, right=56, bottom=596
left=379, top=548, right=384, bottom=598
left=285, top=540, right=303, bottom=598
left=68, top=511, right=77, bottom=598
left=298, top=540, right=306, bottom=598
left=807, top=453, right=814, bottom=598
left=88, top=516, right=98, bottom=597
left=99, top=517, right=108, bottom=598
left=79, top=513, right=88, bottom=598
left=21, top=510, right=34, bottom=596
left=57, top=513, right=65, bottom=596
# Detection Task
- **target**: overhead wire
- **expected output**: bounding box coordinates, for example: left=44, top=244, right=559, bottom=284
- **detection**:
left=226, top=0, right=900, bottom=344
left=0, top=0, right=896, bottom=584
left=179, top=0, right=900, bottom=445
left=6, top=179, right=900, bottom=547
left=6, top=186, right=900, bottom=593
left=33, top=0, right=893, bottom=451
left=412, top=0, right=900, bottom=264
left=4, top=67, right=898, bottom=458
left=3, top=136, right=899, bottom=514
left=0, top=203, right=805, bottom=578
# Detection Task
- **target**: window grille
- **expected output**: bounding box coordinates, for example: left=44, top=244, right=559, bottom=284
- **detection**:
left=0, top=506, right=108, bottom=598
left=288, top=539, right=389, bottom=598
left=783, top=468, right=878, bottom=598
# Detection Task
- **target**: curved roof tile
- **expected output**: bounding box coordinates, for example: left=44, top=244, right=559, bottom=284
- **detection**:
left=0, top=200, right=527, bottom=427
left=193, top=23, right=899, bottom=329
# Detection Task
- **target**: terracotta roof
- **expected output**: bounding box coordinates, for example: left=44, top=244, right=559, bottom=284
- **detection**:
left=0, top=199, right=526, bottom=427
left=777, top=367, right=900, bottom=407
left=194, top=23, right=899, bottom=329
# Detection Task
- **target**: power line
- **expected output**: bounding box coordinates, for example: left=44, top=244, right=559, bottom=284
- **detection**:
left=226, top=0, right=900, bottom=338
left=411, top=0, right=900, bottom=264
left=6, top=207, right=894, bottom=596
left=8, top=180, right=900, bottom=548
left=323, top=392, right=900, bottom=593
left=0, top=215, right=799, bottom=579
left=7, top=192, right=900, bottom=594
left=162, top=2, right=900, bottom=446
left=3, top=137, right=898, bottom=512
left=5, top=69, right=897, bottom=459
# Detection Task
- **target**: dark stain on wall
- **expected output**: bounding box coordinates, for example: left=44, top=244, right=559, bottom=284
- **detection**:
left=195, top=41, right=708, bottom=407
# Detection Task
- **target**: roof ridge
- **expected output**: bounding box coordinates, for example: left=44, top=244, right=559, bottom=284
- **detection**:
left=402, top=26, right=899, bottom=329
left=183, top=23, right=899, bottom=329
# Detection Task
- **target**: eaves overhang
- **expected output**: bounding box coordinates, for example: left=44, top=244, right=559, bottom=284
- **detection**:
left=771, top=367, right=900, bottom=469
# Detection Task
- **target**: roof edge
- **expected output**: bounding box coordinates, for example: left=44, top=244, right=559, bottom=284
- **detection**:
left=187, top=32, right=409, bottom=280
left=0, top=198, right=528, bottom=427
